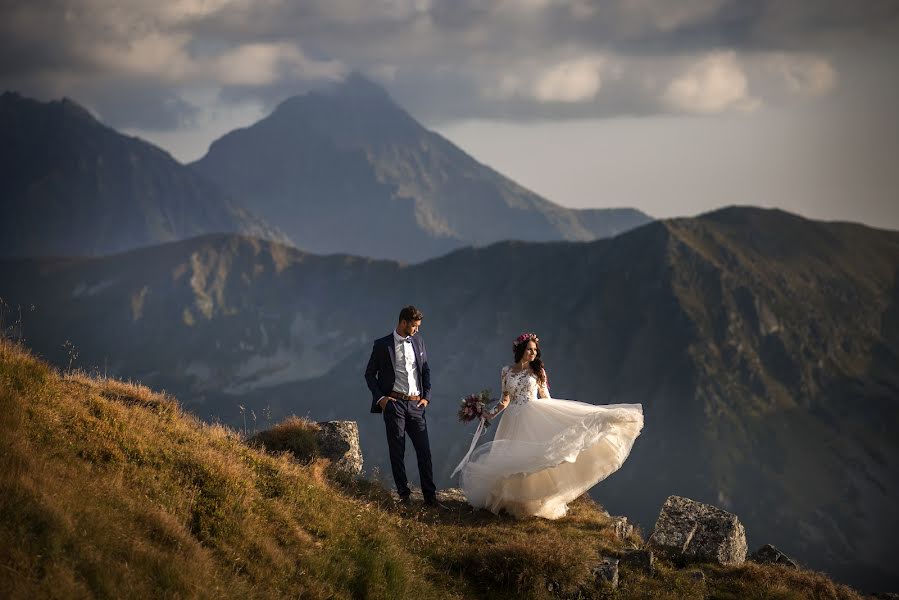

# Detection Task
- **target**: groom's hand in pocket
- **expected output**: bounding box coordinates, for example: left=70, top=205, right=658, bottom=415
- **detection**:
left=378, top=396, right=390, bottom=410
left=416, top=398, right=429, bottom=408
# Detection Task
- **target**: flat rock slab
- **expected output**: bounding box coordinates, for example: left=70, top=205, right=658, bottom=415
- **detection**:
left=648, top=495, right=747, bottom=566
left=404, top=487, right=467, bottom=504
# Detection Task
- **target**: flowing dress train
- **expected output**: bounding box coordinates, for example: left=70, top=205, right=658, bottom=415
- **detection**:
left=458, top=366, right=643, bottom=519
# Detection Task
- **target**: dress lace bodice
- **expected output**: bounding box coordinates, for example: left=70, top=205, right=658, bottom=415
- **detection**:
left=502, top=366, right=549, bottom=408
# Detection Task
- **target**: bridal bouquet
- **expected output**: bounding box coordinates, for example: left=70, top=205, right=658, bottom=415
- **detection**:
left=452, top=389, right=496, bottom=477
left=457, top=390, right=495, bottom=428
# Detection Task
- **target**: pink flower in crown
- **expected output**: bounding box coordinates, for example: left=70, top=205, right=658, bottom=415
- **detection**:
left=513, top=332, right=539, bottom=347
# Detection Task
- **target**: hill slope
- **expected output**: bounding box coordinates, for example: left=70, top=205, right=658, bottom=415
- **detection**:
left=0, top=92, right=285, bottom=258
left=191, top=74, right=651, bottom=262
left=0, top=339, right=866, bottom=599
left=1, top=206, right=897, bottom=589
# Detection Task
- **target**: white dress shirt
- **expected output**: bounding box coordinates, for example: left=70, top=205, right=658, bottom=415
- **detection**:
left=392, top=330, right=421, bottom=396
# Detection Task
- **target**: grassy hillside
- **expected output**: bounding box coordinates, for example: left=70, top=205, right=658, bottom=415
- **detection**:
left=0, top=338, right=866, bottom=599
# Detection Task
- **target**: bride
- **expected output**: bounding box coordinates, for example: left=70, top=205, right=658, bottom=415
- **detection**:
left=457, top=332, right=643, bottom=519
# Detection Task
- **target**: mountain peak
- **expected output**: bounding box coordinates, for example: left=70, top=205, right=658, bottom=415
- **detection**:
left=272, top=72, right=402, bottom=119
left=258, top=72, right=424, bottom=150
left=324, top=72, right=393, bottom=101
left=1, top=91, right=99, bottom=128
left=0, top=91, right=285, bottom=258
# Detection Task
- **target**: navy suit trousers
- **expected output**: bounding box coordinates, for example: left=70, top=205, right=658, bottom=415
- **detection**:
left=382, top=398, right=436, bottom=500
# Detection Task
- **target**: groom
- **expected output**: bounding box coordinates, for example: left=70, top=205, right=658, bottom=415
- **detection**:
left=364, top=305, right=437, bottom=505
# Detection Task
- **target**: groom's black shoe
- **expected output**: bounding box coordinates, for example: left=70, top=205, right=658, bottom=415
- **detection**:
left=397, top=494, right=412, bottom=507
left=424, top=497, right=447, bottom=510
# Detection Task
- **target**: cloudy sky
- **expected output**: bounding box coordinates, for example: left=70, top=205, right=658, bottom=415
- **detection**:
left=3, top=0, right=898, bottom=228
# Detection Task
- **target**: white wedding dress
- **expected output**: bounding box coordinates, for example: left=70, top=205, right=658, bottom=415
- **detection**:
left=458, top=366, right=643, bottom=519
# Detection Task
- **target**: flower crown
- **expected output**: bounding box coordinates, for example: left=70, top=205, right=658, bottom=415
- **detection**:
left=513, top=332, right=539, bottom=347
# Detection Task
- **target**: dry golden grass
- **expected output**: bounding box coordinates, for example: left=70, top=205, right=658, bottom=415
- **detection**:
left=0, top=339, right=454, bottom=599
left=0, top=337, right=867, bottom=599
left=247, top=415, right=320, bottom=462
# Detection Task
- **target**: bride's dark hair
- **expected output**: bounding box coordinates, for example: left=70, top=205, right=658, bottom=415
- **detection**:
left=513, top=337, right=546, bottom=385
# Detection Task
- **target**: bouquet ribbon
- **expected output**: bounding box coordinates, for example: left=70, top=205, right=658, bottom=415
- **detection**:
left=451, top=416, right=487, bottom=477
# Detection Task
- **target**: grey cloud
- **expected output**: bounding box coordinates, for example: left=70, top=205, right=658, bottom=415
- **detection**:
left=83, top=82, right=201, bottom=131
left=1, top=0, right=898, bottom=126
left=217, top=76, right=343, bottom=114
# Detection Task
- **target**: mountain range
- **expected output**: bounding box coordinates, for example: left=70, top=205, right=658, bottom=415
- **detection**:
left=0, top=92, right=284, bottom=258
left=2, top=206, right=897, bottom=590
left=191, top=74, right=651, bottom=262
left=1, top=78, right=650, bottom=262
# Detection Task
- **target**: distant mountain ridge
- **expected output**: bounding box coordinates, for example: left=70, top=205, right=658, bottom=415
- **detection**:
left=2, top=82, right=648, bottom=262
left=0, top=92, right=285, bottom=258
left=2, top=206, right=897, bottom=589
left=191, top=74, right=651, bottom=262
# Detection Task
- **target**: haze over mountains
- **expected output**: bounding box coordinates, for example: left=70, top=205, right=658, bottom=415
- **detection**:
left=2, top=207, right=897, bottom=590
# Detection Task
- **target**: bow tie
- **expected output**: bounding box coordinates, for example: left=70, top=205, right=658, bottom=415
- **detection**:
left=402, top=337, right=412, bottom=343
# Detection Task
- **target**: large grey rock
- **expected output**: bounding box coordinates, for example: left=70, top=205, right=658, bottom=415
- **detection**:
left=749, top=544, right=798, bottom=569
left=648, top=495, right=747, bottom=566
left=316, top=421, right=363, bottom=477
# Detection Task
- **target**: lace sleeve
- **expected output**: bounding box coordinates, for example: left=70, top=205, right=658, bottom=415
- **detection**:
left=501, top=366, right=510, bottom=396
left=538, top=369, right=550, bottom=399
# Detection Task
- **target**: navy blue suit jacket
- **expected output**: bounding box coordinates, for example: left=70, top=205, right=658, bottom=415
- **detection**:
left=364, top=333, right=431, bottom=413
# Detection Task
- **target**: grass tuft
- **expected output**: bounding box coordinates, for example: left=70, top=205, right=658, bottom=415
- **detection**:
left=247, top=415, right=320, bottom=462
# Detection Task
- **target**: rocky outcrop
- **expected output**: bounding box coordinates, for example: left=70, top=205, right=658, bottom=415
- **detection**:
left=647, top=495, right=747, bottom=566
left=316, top=421, right=363, bottom=478
left=609, top=516, right=634, bottom=542
left=592, top=558, right=619, bottom=589
left=749, top=544, right=798, bottom=569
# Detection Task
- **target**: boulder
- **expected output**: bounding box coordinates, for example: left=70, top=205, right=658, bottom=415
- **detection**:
left=609, top=516, right=634, bottom=541
left=749, top=544, right=798, bottom=569
left=648, top=495, right=747, bottom=566
left=315, top=421, right=363, bottom=477
left=592, top=558, right=619, bottom=589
